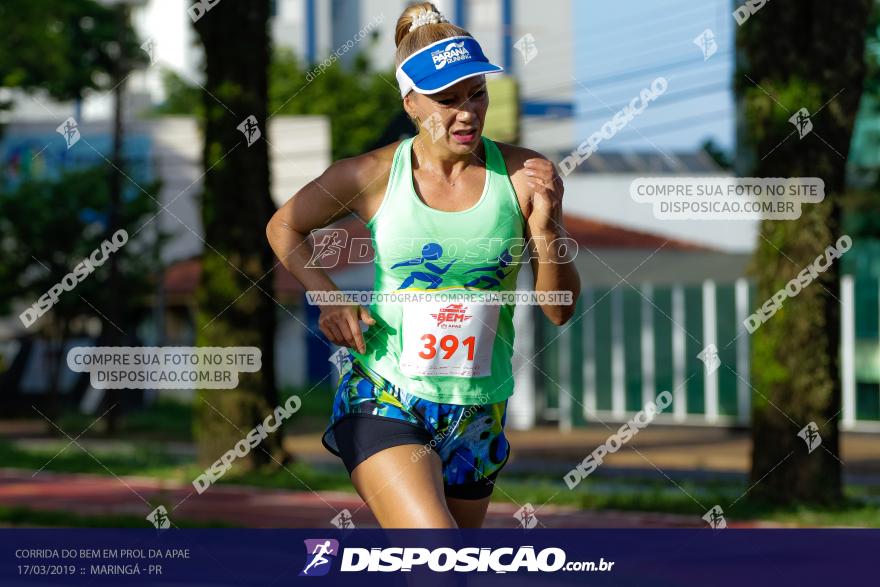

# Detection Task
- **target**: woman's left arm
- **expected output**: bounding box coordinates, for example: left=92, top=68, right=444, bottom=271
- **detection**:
left=522, top=157, right=581, bottom=326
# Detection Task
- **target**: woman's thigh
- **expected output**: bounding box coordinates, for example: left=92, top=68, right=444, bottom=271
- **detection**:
left=350, top=444, right=458, bottom=529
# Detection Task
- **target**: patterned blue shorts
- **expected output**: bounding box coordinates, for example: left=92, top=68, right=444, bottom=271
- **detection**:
left=321, top=354, right=510, bottom=499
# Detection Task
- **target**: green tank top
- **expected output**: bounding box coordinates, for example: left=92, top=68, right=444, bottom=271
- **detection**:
left=349, top=135, right=526, bottom=405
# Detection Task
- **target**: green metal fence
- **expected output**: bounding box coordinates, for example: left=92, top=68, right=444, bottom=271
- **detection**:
left=536, top=277, right=880, bottom=431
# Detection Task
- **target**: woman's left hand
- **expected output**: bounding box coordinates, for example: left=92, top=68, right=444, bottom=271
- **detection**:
left=524, top=158, right=564, bottom=234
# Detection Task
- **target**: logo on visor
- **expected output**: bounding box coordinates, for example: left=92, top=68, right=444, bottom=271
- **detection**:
left=431, top=41, right=471, bottom=69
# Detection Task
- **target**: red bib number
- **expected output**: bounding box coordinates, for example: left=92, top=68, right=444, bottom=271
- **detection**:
left=400, top=300, right=499, bottom=377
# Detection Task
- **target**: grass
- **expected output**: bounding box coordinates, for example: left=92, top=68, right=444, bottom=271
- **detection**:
left=493, top=473, right=880, bottom=527
left=0, top=438, right=189, bottom=480
left=2, top=437, right=879, bottom=528
left=284, top=383, right=336, bottom=421
left=0, top=438, right=352, bottom=492
left=56, top=398, right=196, bottom=441
left=218, top=464, right=351, bottom=492
left=0, top=505, right=233, bottom=528
left=52, top=384, right=336, bottom=442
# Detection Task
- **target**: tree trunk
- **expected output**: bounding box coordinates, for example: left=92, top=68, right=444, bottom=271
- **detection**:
left=45, top=316, right=69, bottom=437
left=192, top=0, right=285, bottom=471
left=737, top=0, right=872, bottom=504
left=102, top=37, right=126, bottom=438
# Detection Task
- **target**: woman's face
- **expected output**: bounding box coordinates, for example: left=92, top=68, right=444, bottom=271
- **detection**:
left=405, top=75, right=489, bottom=153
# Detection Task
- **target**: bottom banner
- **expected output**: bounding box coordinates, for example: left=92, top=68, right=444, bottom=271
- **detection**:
left=1, top=529, right=875, bottom=586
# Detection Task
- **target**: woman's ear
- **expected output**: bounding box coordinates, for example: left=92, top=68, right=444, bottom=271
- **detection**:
left=402, top=93, right=416, bottom=121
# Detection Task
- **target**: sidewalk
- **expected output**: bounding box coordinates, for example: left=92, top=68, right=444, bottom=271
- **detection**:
left=0, top=469, right=779, bottom=528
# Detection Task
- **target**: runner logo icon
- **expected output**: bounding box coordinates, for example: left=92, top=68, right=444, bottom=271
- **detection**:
left=300, top=539, right=339, bottom=577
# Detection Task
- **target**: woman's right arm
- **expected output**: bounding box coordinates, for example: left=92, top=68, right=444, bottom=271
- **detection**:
left=266, top=157, right=376, bottom=354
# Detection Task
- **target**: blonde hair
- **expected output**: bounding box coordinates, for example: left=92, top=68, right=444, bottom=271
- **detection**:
left=394, top=2, right=471, bottom=67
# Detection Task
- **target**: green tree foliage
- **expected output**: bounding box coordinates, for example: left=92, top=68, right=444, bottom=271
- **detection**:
left=0, top=0, right=152, bottom=429
left=0, top=167, right=165, bottom=417
left=192, top=0, right=286, bottom=470
left=736, top=0, right=873, bottom=504
left=701, top=138, right=733, bottom=170
left=269, top=49, right=401, bottom=160
left=0, top=0, right=146, bottom=106
left=151, top=69, right=203, bottom=119
left=156, top=48, right=401, bottom=161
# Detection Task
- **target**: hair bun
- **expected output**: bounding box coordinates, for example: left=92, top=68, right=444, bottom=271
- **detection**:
left=395, top=2, right=454, bottom=48
left=408, top=8, right=448, bottom=32
left=394, top=2, right=469, bottom=60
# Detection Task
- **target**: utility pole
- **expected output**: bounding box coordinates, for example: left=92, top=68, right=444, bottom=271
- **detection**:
left=98, top=0, right=147, bottom=433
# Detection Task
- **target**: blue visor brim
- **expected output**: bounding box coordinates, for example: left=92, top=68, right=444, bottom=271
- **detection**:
left=396, top=36, right=504, bottom=98
left=412, top=61, right=503, bottom=94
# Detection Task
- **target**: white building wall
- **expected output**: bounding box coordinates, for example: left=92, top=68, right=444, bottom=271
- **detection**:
left=269, top=116, right=333, bottom=209
left=562, top=173, right=758, bottom=253
left=273, top=0, right=308, bottom=56
left=358, top=0, right=405, bottom=70
left=132, top=0, right=202, bottom=104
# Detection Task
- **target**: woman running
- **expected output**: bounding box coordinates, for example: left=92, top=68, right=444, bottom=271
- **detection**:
left=266, top=2, right=580, bottom=529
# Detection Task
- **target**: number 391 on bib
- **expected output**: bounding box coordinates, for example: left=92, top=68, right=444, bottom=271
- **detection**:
left=399, top=300, right=499, bottom=378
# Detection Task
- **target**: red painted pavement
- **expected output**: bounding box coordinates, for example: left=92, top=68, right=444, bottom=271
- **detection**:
left=0, top=469, right=779, bottom=529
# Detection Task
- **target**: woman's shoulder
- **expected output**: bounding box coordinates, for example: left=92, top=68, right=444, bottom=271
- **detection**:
left=334, top=140, right=403, bottom=189
left=327, top=140, right=404, bottom=222
left=489, top=141, right=555, bottom=222
left=491, top=140, right=552, bottom=171
left=356, top=139, right=405, bottom=168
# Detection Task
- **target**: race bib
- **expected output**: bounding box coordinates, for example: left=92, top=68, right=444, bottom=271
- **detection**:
left=399, top=298, right=500, bottom=377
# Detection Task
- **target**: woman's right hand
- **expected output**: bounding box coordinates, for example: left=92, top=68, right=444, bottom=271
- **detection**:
left=317, top=304, right=376, bottom=354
